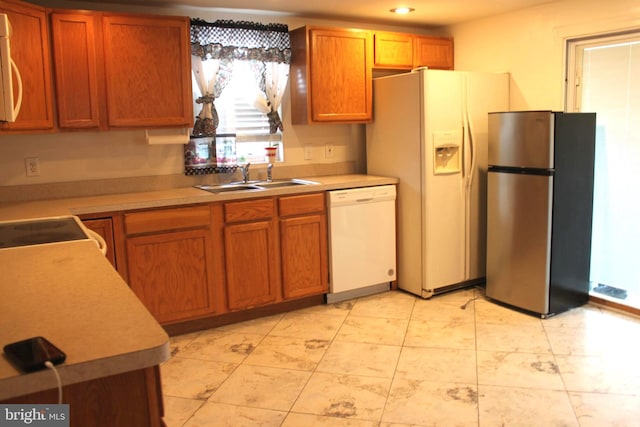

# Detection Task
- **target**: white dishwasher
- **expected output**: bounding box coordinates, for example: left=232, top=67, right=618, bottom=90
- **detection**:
left=326, top=185, right=397, bottom=303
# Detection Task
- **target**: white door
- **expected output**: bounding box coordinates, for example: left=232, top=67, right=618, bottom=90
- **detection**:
left=567, top=32, right=640, bottom=308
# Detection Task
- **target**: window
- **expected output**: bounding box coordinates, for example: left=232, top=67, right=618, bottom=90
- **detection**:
left=566, top=31, right=640, bottom=309
left=186, top=19, right=291, bottom=175
left=214, top=61, right=283, bottom=164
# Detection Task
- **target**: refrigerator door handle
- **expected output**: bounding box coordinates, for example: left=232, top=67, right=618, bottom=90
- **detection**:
left=461, top=73, right=474, bottom=280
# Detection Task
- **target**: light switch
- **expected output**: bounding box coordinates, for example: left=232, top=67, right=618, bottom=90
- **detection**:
left=304, top=144, right=313, bottom=160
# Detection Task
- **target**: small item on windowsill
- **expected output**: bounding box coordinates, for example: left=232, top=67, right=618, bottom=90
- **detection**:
left=265, top=146, right=277, bottom=163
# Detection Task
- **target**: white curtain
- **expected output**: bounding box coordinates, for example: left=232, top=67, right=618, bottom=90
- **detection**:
left=249, top=61, right=289, bottom=133
left=191, top=56, right=233, bottom=136
left=192, top=56, right=218, bottom=130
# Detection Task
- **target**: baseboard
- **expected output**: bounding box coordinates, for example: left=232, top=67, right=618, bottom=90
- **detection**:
left=589, top=294, right=640, bottom=317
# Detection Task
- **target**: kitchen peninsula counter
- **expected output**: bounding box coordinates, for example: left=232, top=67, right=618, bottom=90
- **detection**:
left=0, top=174, right=397, bottom=221
left=0, top=240, right=169, bottom=415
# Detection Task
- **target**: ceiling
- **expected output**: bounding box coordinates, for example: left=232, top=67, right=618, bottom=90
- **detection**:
left=82, top=0, right=559, bottom=27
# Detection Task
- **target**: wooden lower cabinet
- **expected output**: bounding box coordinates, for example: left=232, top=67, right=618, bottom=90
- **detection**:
left=280, top=214, right=328, bottom=298
left=110, top=193, right=330, bottom=326
left=223, top=198, right=280, bottom=311
left=123, top=205, right=219, bottom=324
left=224, top=220, right=280, bottom=310
left=1, top=366, right=164, bottom=427
left=82, top=217, right=116, bottom=267
left=279, top=193, right=328, bottom=299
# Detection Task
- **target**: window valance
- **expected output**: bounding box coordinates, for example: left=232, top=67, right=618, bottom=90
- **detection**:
left=190, top=18, right=291, bottom=64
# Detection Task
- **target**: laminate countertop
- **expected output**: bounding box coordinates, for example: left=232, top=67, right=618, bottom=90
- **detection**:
left=0, top=174, right=398, bottom=221
left=0, top=240, right=170, bottom=400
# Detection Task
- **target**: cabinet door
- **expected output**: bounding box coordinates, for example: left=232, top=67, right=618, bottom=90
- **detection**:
left=82, top=218, right=116, bottom=268
left=1, top=367, right=164, bottom=427
left=50, top=12, right=101, bottom=129
left=126, top=228, right=218, bottom=324
left=310, top=28, right=372, bottom=122
left=0, top=0, right=53, bottom=131
left=280, top=214, right=328, bottom=299
left=373, top=31, right=413, bottom=69
left=224, top=220, right=280, bottom=310
left=291, top=26, right=372, bottom=124
left=413, top=36, right=454, bottom=70
left=102, top=14, right=193, bottom=127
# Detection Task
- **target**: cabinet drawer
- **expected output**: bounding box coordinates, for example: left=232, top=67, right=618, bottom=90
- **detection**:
left=124, top=205, right=210, bottom=235
left=225, top=198, right=275, bottom=222
left=279, top=193, right=325, bottom=217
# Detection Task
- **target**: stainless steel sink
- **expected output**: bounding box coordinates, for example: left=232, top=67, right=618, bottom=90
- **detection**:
left=256, top=179, right=319, bottom=188
left=194, top=179, right=318, bottom=194
left=195, top=184, right=262, bottom=193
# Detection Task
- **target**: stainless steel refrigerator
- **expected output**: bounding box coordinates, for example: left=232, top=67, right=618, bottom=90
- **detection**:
left=366, top=68, right=509, bottom=298
left=486, top=111, right=596, bottom=316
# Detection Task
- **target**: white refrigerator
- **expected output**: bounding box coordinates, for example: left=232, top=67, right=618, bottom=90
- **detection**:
left=366, top=68, right=509, bottom=298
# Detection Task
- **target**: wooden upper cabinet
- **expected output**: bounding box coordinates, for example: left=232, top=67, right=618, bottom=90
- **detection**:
left=0, top=0, right=54, bottom=131
left=372, top=31, right=454, bottom=71
left=414, top=36, right=454, bottom=70
left=50, top=12, right=101, bottom=129
left=50, top=11, right=193, bottom=129
left=290, top=26, right=372, bottom=124
left=102, top=14, right=193, bottom=128
left=373, top=31, right=414, bottom=69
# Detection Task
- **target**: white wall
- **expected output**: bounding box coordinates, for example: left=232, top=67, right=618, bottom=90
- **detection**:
left=0, top=0, right=440, bottom=187
left=447, top=0, right=640, bottom=110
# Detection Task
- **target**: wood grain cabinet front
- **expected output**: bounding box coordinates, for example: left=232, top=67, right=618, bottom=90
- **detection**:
left=413, top=35, right=454, bottom=70
left=223, top=198, right=281, bottom=311
left=82, top=217, right=116, bottom=267
left=50, top=12, right=101, bottom=129
left=373, top=31, right=414, bottom=69
left=290, top=26, right=373, bottom=124
left=123, top=205, right=220, bottom=324
left=279, top=193, right=328, bottom=299
left=50, top=11, right=193, bottom=129
left=1, top=366, right=165, bottom=427
left=0, top=0, right=54, bottom=132
left=372, top=31, right=454, bottom=71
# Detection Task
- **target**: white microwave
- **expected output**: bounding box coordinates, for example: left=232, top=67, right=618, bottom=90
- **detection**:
left=0, top=13, right=22, bottom=122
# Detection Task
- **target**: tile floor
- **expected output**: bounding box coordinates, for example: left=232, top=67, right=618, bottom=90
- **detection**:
left=161, top=288, right=640, bottom=426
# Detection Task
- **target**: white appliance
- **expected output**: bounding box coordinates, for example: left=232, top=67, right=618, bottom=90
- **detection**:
left=327, top=185, right=396, bottom=303
left=0, top=13, right=22, bottom=122
left=366, top=68, right=509, bottom=298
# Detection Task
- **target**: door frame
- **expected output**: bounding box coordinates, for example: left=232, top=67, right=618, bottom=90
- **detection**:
left=565, top=30, right=640, bottom=112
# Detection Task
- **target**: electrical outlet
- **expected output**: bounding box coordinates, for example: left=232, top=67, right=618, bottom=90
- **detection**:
left=25, top=157, right=40, bottom=177
left=303, top=144, right=313, bottom=160
left=325, top=143, right=334, bottom=159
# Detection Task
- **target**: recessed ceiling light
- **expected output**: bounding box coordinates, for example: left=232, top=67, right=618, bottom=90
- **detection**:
left=390, top=7, right=415, bottom=15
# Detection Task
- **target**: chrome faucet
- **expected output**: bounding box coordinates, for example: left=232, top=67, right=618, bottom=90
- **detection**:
left=267, top=163, right=273, bottom=182
left=240, top=163, right=251, bottom=183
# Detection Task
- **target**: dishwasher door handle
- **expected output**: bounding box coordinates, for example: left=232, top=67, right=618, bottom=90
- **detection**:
left=355, top=197, right=374, bottom=203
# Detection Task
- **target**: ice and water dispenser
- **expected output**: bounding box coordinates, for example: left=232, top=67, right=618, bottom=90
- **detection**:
left=433, top=131, right=461, bottom=175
